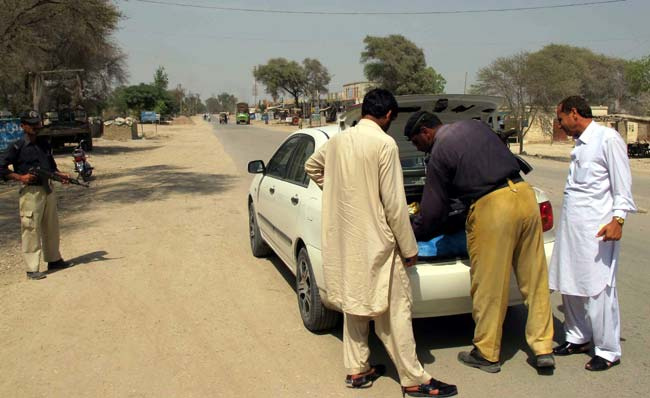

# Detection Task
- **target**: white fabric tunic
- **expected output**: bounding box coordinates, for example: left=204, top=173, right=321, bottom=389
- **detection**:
left=304, top=119, right=418, bottom=316
left=549, top=121, right=636, bottom=297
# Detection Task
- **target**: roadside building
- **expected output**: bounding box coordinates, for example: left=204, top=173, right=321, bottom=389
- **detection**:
left=341, top=81, right=373, bottom=104
left=595, top=114, right=650, bottom=143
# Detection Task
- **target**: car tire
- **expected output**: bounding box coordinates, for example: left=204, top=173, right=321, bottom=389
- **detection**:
left=296, top=247, right=340, bottom=332
left=249, top=202, right=272, bottom=258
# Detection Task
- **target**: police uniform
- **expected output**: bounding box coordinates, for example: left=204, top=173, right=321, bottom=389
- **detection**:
left=0, top=123, right=63, bottom=275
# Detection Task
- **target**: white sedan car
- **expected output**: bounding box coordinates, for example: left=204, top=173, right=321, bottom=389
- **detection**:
left=247, top=95, right=555, bottom=331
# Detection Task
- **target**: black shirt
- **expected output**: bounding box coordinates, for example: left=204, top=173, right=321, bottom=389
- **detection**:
left=0, top=136, right=58, bottom=185
left=412, top=119, right=521, bottom=241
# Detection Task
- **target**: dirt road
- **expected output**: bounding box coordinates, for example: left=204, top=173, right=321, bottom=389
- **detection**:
left=0, top=119, right=353, bottom=397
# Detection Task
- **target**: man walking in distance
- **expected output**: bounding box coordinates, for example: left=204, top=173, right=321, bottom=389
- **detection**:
left=404, top=110, right=555, bottom=373
left=305, top=90, right=457, bottom=397
left=0, top=111, right=71, bottom=280
left=550, top=96, right=636, bottom=371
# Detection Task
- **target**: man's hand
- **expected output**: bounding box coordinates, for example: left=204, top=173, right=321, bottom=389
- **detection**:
left=403, top=255, right=418, bottom=268
left=596, top=219, right=623, bottom=241
left=18, top=173, right=36, bottom=185
left=55, top=171, right=71, bottom=184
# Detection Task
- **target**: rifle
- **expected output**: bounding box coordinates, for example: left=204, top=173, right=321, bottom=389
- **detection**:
left=29, top=167, right=90, bottom=188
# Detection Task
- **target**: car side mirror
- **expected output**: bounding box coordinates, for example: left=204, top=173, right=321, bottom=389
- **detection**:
left=248, top=160, right=265, bottom=174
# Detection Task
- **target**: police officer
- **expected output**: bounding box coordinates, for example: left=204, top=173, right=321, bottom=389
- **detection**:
left=0, top=111, right=71, bottom=280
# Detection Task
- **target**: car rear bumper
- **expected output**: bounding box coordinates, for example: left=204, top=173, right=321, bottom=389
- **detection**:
left=409, top=240, right=554, bottom=318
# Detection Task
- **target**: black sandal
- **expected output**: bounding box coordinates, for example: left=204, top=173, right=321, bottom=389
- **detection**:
left=585, top=356, right=620, bottom=371
left=402, top=378, right=458, bottom=397
left=345, top=364, right=386, bottom=388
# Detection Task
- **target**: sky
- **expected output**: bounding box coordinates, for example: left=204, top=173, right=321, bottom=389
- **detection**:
left=113, top=0, right=650, bottom=104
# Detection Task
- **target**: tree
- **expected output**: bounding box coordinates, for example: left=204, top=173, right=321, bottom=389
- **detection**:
left=118, top=84, right=159, bottom=116
left=471, top=52, right=536, bottom=154
left=108, top=64, right=178, bottom=117
left=205, top=96, right=220, bottom=114
left=626, top=55, right=650, bottom=94
left=254, top=58, right=307, bottom=107
left=0, top=0, right=127, bottom=113
left=170, top=84, right=186, bottom=114
left=360, top=35, right=445, bottom=95
left=217, top=92, right=237, bottom=113
left=472, top=44, right=643, bottom=151
left=153, top=66, right=169, bottom=91
left=182, top=92, right=205, bottom=115
left=303, top=58, right=331, bottom=102
left=624, top=55, right=650, bottom=115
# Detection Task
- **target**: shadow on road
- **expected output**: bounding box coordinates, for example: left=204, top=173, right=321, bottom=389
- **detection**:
left=47, top=250, right=119, bottom=275
left=265, top=254, right=296, bottom=292
left=52, top=144, right=162, bottom=156
left=261, top=249, right=569, bottom=379
left=57, top=164, right=240, bottom=213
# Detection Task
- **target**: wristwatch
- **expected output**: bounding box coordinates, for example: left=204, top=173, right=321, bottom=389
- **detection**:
left=613, top=216, right=625, bottom=226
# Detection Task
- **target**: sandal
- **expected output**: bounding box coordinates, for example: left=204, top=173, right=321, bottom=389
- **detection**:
left=553, top=341, right=590, bottom=356
left=585, top=356, right=620, bottom=371
left=402, top=378, right=458, bottom=397
left=345, top=364, right=386, bottom=388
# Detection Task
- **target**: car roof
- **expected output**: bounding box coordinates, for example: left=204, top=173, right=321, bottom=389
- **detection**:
left=286, top=125, right=341, bottom=142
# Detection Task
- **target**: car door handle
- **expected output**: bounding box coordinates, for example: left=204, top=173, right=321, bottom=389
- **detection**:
left=269, top=186, right=275, bottom=194
left=291, top=195, right=299, bottom=205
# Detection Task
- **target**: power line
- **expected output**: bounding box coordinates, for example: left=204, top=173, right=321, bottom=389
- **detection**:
left=128, top=0, right=626, bottom=16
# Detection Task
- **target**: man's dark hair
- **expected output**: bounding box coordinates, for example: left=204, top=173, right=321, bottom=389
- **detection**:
left=361, top=88, right=398, bottom=119
left=558, top=96, right=593, bottom=119
left=404, top=110, right=442, bottom=138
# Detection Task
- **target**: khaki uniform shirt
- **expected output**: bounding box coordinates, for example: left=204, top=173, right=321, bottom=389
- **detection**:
left=305, top=119, right=418, bottom=316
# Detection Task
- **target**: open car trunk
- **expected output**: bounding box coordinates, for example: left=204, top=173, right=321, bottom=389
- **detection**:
left=341, top=95, right=506, bottom=261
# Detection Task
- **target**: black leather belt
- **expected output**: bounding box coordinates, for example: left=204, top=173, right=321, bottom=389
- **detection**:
left=467, top=174, right=524, bottom=204
left=491, top=174, right=523, bottom=192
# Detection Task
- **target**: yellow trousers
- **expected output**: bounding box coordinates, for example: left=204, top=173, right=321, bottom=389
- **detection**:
left=19, top=185, right=61, bottom=272
left=343, top=258, right=432, bottom=387
left=466, top=181, right=553, bottom=362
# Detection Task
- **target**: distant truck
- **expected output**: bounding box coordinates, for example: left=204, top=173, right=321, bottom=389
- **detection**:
left=41, top=106, right=94, bottom=151
left=236, top=102, right=250, bottom=125
left=29, top=69, right=94, bottom=151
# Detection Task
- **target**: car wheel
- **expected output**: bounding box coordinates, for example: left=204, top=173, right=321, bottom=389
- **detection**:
left=296, top=247, right=340, bottom=331
left=249, top=202, right=271, bottom=257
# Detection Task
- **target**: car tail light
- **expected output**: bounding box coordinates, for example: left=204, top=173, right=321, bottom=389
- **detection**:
left=539, top=201, right=553, bottom=232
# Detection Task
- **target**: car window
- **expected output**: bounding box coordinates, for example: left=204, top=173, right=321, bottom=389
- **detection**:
left=286, top=136, right=315, bottom=186
left=266, top=136, right=301, bottom=179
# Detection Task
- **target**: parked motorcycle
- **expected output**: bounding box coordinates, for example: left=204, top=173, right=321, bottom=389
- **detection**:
left=72, top=140, right=93, bottom=181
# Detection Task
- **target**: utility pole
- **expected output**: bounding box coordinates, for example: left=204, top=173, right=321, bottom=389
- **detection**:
left=252, top=66, right=258, bottom=108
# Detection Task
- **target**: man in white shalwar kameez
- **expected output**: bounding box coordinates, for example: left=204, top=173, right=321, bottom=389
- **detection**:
left=550, top=96, right=636, bottom=372
left=305, top=89, right=457, bottom=397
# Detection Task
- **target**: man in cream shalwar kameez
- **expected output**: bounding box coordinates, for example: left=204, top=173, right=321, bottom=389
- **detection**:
left=305, top=89, right=457, bottom=397
left=550, top=96, right=636, bottom=371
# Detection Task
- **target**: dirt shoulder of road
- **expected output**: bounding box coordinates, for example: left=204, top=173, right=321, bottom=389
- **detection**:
left=0, top=118, right=359, bottom=397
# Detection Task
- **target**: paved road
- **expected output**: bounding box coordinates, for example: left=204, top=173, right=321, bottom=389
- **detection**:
left=212, top=121, right=650, bottom=397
